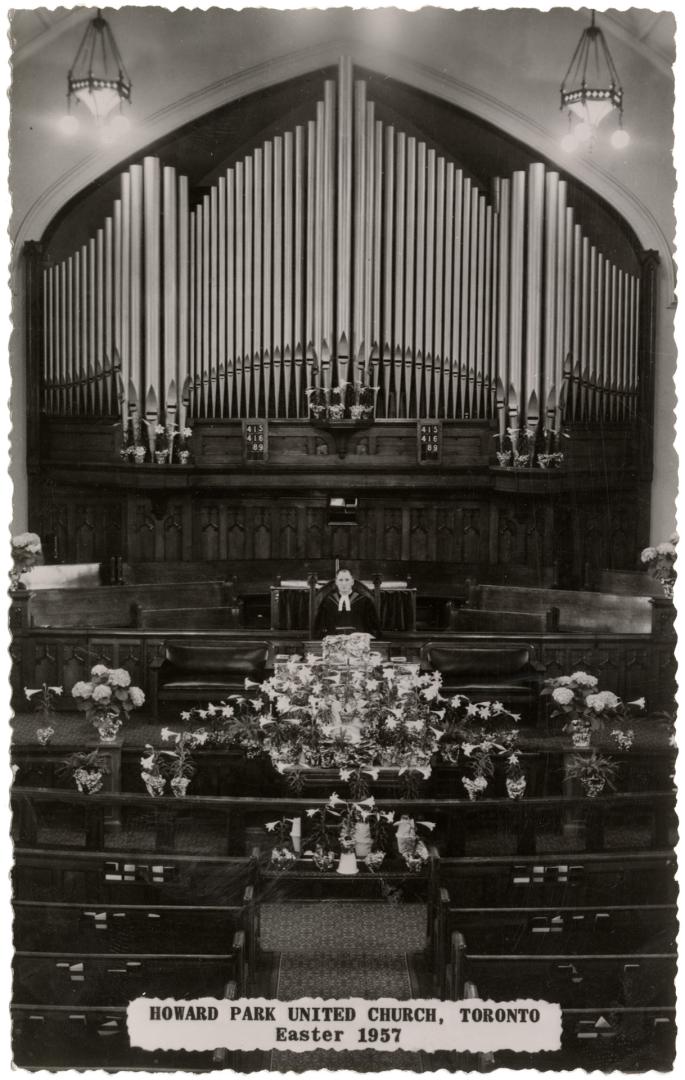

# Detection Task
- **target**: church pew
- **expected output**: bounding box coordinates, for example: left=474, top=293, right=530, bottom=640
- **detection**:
left=468, top=584, right=655, bottom=635
left=434, top=892, right=676, bottom=997
left=448, top=607, right=553, bottom=633
left=448, top=931, right=676, bottom=1007
left=13, top=895, right=256, bottom=958
left=12, top=787, right=677, bottom=859
left=25, top=580, right=236, bottom=630
left=11, top=982, right=240, bottom=1070
left=135, top=604, right=243, bottom=630
left=14, top=942, right=245, bottom=1005
left=149, top=638, right=274, bottom=714
left=434, top=851, right=678, bottom=908
left=13, top=847, right=257, bottom=904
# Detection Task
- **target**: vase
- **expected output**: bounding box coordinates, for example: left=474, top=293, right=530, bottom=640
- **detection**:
left=96, top=715, right=121, bottom=743
left=170, top=776, right=190, bottom=798
left=337, top=851, right=359, bottom=875
left=506, top=775, right=527, bottom=800
left=74, top=768, right=104, bottom=795
left=154, top=451, right=168, bottom=465
left=178, top=449, right=190, bottom=464
left=571, top=730, right=592, bottom=748
left=353, top=822, right=373, bottom=858
left=143, top=775, right=166, bottom=797
left=582, top=777, right=606, bottom=798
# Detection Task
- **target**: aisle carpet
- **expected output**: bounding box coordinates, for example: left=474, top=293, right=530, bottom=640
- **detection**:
left=265, top=902, right=426, bottom=1072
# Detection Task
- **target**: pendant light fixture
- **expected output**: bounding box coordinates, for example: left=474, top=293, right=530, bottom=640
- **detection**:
left=560, top=10, right=629, bottom=152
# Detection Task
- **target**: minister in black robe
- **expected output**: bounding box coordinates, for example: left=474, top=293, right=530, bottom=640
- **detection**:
left=313, top=568, right=381, bottom=639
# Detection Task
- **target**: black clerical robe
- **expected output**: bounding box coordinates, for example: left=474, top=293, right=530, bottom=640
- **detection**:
left=313, top=589, right=381, bottom=639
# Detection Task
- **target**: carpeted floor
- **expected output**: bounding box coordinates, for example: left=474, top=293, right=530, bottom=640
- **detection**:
left=260, top=901, right=426, bottom=953
left=266, top=901, right=426, bottom=1072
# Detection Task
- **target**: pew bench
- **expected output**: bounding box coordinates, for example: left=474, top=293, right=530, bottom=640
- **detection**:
left=420, top=640, right=543, bottom=720
left=135, top=603, right=243, bottom=630
left=149, top=638, right=274, bottom=714
left=448, top=931, right=676, bottom=1007
left=12, top=979, right=240, bottom=1070
left=467, top=583, right=656, bottom=635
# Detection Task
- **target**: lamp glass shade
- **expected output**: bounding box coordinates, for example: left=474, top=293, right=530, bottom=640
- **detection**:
left=72, top=83, right=125, bottom=123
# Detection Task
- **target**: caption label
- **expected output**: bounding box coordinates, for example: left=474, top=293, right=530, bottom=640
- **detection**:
left=128, top=996, right=561, bottom=1053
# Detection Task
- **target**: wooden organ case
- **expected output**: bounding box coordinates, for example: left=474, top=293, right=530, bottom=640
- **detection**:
left=24, top=58, right=658, bottom=584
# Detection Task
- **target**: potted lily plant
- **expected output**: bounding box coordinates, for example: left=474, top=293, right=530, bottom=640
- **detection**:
left=25, top=682, right=63, bottom=745
left=159, top=727, right=207, bottom=797
left=264, top=816, right=298, bottom=870
left=57, top=749, right=111, bottom=794
left=394, top=813, right=436, bottom=871
left=564, top=751, right=619, bottom=798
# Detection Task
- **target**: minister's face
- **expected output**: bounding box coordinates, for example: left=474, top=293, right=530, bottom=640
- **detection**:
left=336, top=570, right=354, bottom=595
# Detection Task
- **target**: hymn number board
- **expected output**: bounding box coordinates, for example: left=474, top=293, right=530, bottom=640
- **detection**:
left=242, top=420, right=269, bottom=463
left=417, top=421, right=442, bottom=464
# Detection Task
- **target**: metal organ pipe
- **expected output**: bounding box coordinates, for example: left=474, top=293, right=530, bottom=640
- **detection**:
left=41, top=61, right=642, bottom=438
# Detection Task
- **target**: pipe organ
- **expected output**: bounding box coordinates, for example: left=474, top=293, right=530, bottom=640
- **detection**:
left=41, top=58, right=642, bottom=443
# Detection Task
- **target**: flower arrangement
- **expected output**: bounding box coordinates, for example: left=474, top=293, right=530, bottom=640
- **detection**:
left=139, top=745, right=167, bottom=797
left=537, top=452, right=565, bottom=469
left=120, top=442, right=147, bottom=464
left=394, top=813, right=436, bottom=871
left=438, top=695, right=522, bottom=799
left=71, top=665, right=145, bottom=741
left=307, top=382, right=376, bottom=422
left=153, top=423, right=170, bottom=463
left=57, top=749, right=111, bottom=794
left=495, top=428, right=566, bottom=470
left=10, top=532, right=42, bottom=588
left=229, top=654, right=446, bottom=792
left=641, top=534, right=678, bottom=598
left=542, top=673, right=643, bottom=749
left=265, top=816, right=298, bottom=869
left=564, top=751, right=619, bottom=798
left=179, top=426, right=193, bottom=464
left=157, top=727, right=209, bottom=797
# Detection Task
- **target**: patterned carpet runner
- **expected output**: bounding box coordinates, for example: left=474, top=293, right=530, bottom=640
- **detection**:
left=267, top=903, right=425, bottom=1072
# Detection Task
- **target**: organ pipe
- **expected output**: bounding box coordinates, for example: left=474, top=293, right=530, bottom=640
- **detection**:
left=41, top=61, right=643, bottom=433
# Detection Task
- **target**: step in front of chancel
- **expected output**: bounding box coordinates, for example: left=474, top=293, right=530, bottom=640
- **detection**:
left=260, top=902, right=426, bottom=954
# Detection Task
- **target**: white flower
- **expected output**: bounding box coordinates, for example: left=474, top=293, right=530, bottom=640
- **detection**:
left=466, top=703, right=480, bottom=717
left=339, top=768, right=352, bottom=782
left=90, top=664, right=109, bottom=678
left=91, top=684, right=112, bottom=703
left=570, top=671, right=598, bottom=688
left=244, top=677, right=261, bottom=689
left=128, top=687, right=145, bottom=708
left=364, top=767, right=380, bottom=780
left=305, top=808, right=318, bottom=818
left=628, top=697, right=646, bottom=710
left=160, top=727, right=176, bottom=742
left=640, top=546, right=657, bottom=563
left=24, top=687, right=41, bottom=699
left=275, top=695, right=292, bottom=714
left=251, top=699, right=264, bottom=712
left=108, top=668, right=131, bottom=688
left=71, top=680, right=93, bottom=700
left=140, top=752, right=156, bottom=770
left=552, top=687, right=575, bottom=706
left=656, top=542, right=677, bottom=557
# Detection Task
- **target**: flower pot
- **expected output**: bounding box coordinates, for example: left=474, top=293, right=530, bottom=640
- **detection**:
left=506, top=775, right=527, bottom=800
left=36, top=726, right=55, bottom=746
left=662, top=580, right=675, bottom=600
left=462, top=776, right=488, bottom=801
left=364, top=851, right=385, bottom=872
left=170, top=776, right=190, bottom=798
left=353, top=821, right=373, bottom=858
left=337, top=851, right=359, bottom=875
left=96, top=715, right=122, bottom=743
left=74, top=768, right=104, bottom=795
left=154, top=451, right=168, bottom=465
left=312, top=848, right=336, bottom=872
left=571, top=730, right=592, bottom=748
left=133, top=449, right=146, bottom=465
left=178, top=450, right=190, bottom=465
left=142, top=774, right=166, bottom=797
left=582, top=777, right=606, bottom=798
